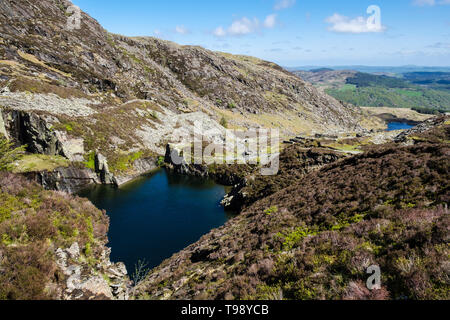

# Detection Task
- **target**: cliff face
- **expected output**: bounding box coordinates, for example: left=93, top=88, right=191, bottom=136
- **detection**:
left=0, top=0, right=369, bottom=191
left=135, top=119, right=450, bottom=300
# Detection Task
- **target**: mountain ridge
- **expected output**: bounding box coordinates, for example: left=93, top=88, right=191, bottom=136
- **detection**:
left=0, top=0, right=364, bottom=133
left=0, top=0, right=370, bottom=188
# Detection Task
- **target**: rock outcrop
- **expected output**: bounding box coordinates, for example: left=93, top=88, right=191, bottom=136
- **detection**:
left=95, top=153, right=115, bottom=185
left=55, top=243, right=130, bottom=300
left=220, top=147, right=345, bottom=211
left=1, top=107, right=160, bottom=191
left=1, top=109, right=65, bottom=157
left=24, top=166, right=100, bottom=193
left=394, top=116, right=449, bottom=144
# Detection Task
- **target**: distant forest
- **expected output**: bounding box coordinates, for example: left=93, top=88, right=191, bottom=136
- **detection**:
left=326, top=72, right=450, bottom=113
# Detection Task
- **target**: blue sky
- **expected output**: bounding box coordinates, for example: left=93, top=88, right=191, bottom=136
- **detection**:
left=71, top=0, right=450, bottom=67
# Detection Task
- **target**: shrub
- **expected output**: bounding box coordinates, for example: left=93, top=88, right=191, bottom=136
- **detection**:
left=220, top=116, right=228, bottom=128
left=156, top=156, right=165, bottom=167
left=0, top=137, right=26, bottom=171
left=264, top=206, right=278, bottom=216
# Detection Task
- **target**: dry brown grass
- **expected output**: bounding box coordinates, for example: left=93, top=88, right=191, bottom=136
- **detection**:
left=9, top=77, right=90, bottom=100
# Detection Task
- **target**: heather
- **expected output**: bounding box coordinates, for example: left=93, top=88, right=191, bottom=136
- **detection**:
left=136, top=122, right=450, bottom=300
left=225, top=147, right=344, bottom=210
left=0, top=172, right=109, bottom=299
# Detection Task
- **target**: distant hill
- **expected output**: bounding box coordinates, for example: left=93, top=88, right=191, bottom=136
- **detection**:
left=293, top=69, right=357, bottom=90
left=310, top=68, right=334, bottom=73
left=287, top=65, right=450, bottom=75
left=292, top=69, right=450, bottom=114
left=403, top=72, right=450, bottom=91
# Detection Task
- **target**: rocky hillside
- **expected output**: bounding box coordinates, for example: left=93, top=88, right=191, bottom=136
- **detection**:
left=221, top=147, right=345, bottom=211
left=135, top=117, right=449, bottom=300
left=0, top=0, right=369, bottom=189
left=0, top=0, right=448, bottom=302
left=0, top=0, right=363, bottom=130
left=293, top=69, right=358, bottom=90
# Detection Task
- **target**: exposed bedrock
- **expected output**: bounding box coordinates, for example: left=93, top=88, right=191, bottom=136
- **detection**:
left=1, top=108, right=159, bottom=191
left=164, top=143, right=247, bottom=185
left=2, top=109, right=64, bottom=156
left=24, top=166, right=100, bottom=194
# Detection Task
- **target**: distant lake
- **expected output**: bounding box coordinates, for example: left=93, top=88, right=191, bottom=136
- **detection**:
left=78, top=169, right=236, bottom=273
left=386, top=122, right=415, bottom=131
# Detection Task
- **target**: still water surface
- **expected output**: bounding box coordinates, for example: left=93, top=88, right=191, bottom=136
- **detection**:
left=386, top=121, right=414, bottom=131
left=79, top=169, right=235, bottom=272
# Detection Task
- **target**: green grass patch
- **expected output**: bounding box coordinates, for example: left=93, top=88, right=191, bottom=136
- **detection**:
left=157, top=156, right=165, bottom=167
left=109, top=151, right=145, bottom=174
left=11, top=154, right=70, bottom=173
left=83, top=151, right=96, bottom=170
left=220, top=116, right=228, bottom=128
left=393, top=89, right=423, bottom=97
left=265, top=206, right=278, bottom=216
left=276, top=226, right=318, bottom=251
left=337, top=84, right=357, bottom=92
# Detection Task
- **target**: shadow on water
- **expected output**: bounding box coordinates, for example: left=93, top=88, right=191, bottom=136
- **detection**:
left=78, top=169, right=237, bottom=273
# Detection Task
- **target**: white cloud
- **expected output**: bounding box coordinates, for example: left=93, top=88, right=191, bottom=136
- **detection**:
left=213, top=26, right=227, bottom=37
left=154, top=29, right=161, bottom=36
left=228, top=17, right=260, bottom=35
left=413, top=0, right=450, bottom=5
left=274, top=0, right=296, bottom=10
left=214, top=15, right=278, bottom=37
left=175, top=25, right=189, bottom=34
left=326, top=13, right=385, bottom=33
left=264, top=14, right=277, bottom=28
left=213, top=13, right=281, bottom=37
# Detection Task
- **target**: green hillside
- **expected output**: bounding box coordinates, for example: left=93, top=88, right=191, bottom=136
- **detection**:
left=325, top=72, right=450, bottom=113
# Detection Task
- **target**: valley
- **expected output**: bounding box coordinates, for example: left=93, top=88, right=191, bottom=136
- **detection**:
left=0, top=0, right=448, bottom=302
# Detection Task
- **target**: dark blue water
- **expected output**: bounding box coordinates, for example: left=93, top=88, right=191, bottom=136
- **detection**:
left=386, top=122, right=414, bottom=131
left=78, top=169, right=235, bottom=272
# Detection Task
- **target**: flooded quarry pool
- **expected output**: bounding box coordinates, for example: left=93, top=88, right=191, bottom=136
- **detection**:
left=79, top=169, right=236, bottom=272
